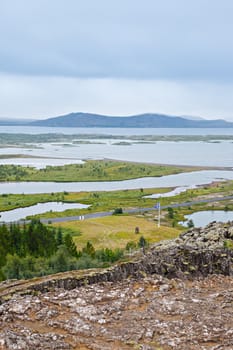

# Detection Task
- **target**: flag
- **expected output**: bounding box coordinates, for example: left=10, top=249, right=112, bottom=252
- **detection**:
left=154, top=202, right=160, bottom=209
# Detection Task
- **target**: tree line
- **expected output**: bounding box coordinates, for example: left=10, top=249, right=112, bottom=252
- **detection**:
left=0, top=220, right=127, bottom=280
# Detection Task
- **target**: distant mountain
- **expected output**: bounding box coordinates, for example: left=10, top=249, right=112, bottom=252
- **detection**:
left=29, top=112, right=233, bottom=128
left=180, top=115, right=205, bottom=121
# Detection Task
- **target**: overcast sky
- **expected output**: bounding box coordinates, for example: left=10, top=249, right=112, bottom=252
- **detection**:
left=1, top=0, right=233, bottom=120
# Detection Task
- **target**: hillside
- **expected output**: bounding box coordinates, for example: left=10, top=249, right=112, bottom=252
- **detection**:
left=29, top=112, right=233, bottom=128
left=0, top=221, right=233, bottom=349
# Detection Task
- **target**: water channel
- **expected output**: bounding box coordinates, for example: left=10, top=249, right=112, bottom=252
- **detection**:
left=180, top=210, right=233, bottom=227
left=0, top=170, right=232, bottom=194
left=0, top=202, right=89, bottom=222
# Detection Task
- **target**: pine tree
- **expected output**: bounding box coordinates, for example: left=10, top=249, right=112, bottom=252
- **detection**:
left=82, top=241, right=95, bottom=258
left=64, top=233, right=78, bottom=257
left=56, top=227, right=63, bottom=246
left=138, top=236, right=147, bottom=254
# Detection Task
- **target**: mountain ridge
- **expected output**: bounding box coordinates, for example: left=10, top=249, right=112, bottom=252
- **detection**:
left=29, top=112, right=233, bottom=128
left=0, top=112, right=233, bottom=128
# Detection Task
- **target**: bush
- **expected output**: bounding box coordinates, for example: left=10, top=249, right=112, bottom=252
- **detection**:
left=49, top=246, right=78, bottom=273
left=125, top=241, right=137, bottom=251
left=95, top=247, right=123, bottom=262
left=113, top=207, right=123, bottom=215
left=223, top=240, right=233, bottom=249
left=76, top=255, right=102, bottom=270
left=167, top=207, right=174, bottom=219
left=187, top=219, right=194, bottom=228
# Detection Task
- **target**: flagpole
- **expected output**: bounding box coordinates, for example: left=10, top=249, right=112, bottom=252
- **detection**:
left=158, top=202, right=160, bottom=228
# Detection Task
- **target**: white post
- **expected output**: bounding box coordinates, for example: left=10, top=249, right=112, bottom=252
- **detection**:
left=158, top=203, right=160, bottom=228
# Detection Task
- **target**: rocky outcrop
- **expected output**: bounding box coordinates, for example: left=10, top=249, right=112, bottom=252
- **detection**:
left=26, top=221, right=233, bottom=292
left=0, top=274, right=233, bottom=349
left=146, top=220, right=233, bottom=278
left=1, top=221, right=233, bottom=349
left=1, top=221, right=233, bottom=301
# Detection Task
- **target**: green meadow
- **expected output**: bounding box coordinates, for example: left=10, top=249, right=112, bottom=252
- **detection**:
left=0, top=160, right=201, bottom=182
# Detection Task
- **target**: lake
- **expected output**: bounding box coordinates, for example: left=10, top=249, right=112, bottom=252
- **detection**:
left=0, top=139, right=233, bottom=168
left=1, top=126, right=233, bottom=135
left=180, top=210, right=233, bottom=227
left=144, top=185, right=197, bottom=198
left=0, top=126, right=233, bottom=168
left=0, top=126, right=232, bottom=195
left=0, top=202, right=89, bottom=222
left=0, top=170, right=232, bottom=194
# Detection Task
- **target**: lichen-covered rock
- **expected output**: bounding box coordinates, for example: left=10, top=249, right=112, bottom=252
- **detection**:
left=0, top=222, right=233, bottom=349
left=1, top=221, right=233, bottom=302
left=0, top=275, right=233, bottom=349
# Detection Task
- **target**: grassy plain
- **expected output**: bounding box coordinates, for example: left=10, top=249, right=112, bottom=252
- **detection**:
left=0, top=160, right=200, bottom=182
left=1, top=179, right=233, bottom=216
left=0, top=176, right=233, bottom=253
left=1, top=160, right=233, bottom=253
left=49, top=181, right=233, bottom=251
left=27, top=179, right=233, bottom=219
left=0, top=187, right=170, bottom=213
left=0, top=192, right=67, bottom=212
left=53, top=215, right=181, bottom=250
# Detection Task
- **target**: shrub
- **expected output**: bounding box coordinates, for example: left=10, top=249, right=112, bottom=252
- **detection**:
left=113, top=207, right=123, bottom=215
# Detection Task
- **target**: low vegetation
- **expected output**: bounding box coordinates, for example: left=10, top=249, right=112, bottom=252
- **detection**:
left=0, top=160, right=198, bottom=182
left=0, top=132, right=232, bottom=144
left=1, top=179, right=233, bottom=221
left=0, top=219, right=132, bottom=281
left=0, top=216, right=180, bottom=281
left=0, top=192, right=68, bottom=212
left=27, top=179, right=233, bottom=221
left=0, top=140, right=232, bottom=285
left=53, top=215, right=180, bottom=250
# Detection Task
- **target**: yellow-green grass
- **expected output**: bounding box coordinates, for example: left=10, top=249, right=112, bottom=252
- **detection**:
left=0, top=160, right=202, bottom=182
left=53, top=215, right=181, bottom=250
left=0, top=192, right=68, bottom=212
left=2, top=179, right=233, bottom=221
left=26, top=187, right=171, bottom=219
left=29, top=179, right=233, bottom=220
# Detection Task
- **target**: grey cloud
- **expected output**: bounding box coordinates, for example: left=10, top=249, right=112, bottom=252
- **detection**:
left=1, top=0, right=233, bottom=80
left=1, top=74, right=233, bottom=120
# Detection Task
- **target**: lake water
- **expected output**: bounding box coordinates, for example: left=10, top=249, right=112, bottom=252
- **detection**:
left=0, top=202, right=89, bottom=222
left=0, top=170, right=232, bottom=194
left=180, top=210, right=233, bottom=227
left=1, top=126, right=233, bottom=135
left=0, top=156, right=84, bottom=169
left=144, top=185, right=197, bottom=198
left=0, top=126, right=232, bottom=195
left=0, top=140, right=233, bottom=168
left=0, top=126, right=233, bottom=168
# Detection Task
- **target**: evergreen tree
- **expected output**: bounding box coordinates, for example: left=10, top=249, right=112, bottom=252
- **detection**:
left=138, top=236, right=147, bottom=254
left=49, top=245, right=78, bottom=273
left=64, top=233, right=78, bottom=257
left=3, top=254, right=22, bottom=279
left=9, top=223, right=21, bottom=255
left=167, top=207, right=174, bottom=219
left=56, top=227, right=63, bottom=246
left=82, top=241, right=95, bottom=258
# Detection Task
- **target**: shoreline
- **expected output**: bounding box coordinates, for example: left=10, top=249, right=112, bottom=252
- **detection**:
left=0, top=154, right=231, bottom=172
left=102, top=158, right=233, bottom=171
